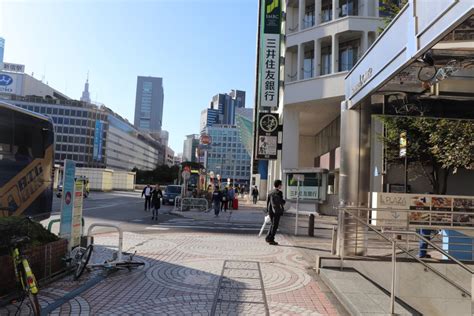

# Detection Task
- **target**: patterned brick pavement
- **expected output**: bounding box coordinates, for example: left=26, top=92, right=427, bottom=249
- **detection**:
left=2, top=230, right=344, bottom=315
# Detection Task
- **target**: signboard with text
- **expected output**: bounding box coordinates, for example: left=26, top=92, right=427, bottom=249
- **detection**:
left=372, top=192, right=474, bottom=228
left=71, top=180, right=84, bottom=248
left=259, top=0, right=281, bottom=110
left=93, top=120, right=104, bottom=161
left=59, top=160, right=76, bottom=249
left=3, top=62, right=25, bottom=73
left=255, top=112, right=279, bottom=160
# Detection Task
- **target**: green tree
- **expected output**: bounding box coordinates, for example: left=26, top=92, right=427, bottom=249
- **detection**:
left=379, top=116, right=474, bottom=194
left=378, top=0, right=408, bottom=32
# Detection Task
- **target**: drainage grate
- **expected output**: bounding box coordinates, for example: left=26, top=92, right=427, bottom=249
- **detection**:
left=211, top=260, right=269, bottom=316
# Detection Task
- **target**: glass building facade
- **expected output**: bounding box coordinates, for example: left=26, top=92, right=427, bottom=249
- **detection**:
left=204, top=125, right=251, bottom=185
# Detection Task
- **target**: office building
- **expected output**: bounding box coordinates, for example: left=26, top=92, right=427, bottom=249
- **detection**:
left=258, top=0, right=382, bottom=213
left=182, top=134, right=199, bottom=163
left=203, top=124, right=251, bottom=186
left=0, top=65, right=165, bottom=171
left=134, top=76, right=164, bottom=132
left=208, top=90, right=246, bottom=126
left=200, top=108, right=219, bottom=132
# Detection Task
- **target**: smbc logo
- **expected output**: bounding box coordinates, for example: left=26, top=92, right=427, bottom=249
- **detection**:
left=266, top=0, right=279, bottom=14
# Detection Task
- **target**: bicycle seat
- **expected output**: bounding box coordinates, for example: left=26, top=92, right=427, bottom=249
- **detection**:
left=10, top=236, right=30, bottom=246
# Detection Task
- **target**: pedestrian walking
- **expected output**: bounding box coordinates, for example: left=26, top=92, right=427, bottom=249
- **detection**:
left=141, top=184, right=152, bottom=211
left=251, top=186, right=259, bottom=204
left=212, top=186, right=222, bottom=217
left=221, top=187, right=229, bottom=213
left=228, top=186, right=235, bottom=210
left=265, top=180, right=286, bottom=245
left=151, top=184, right=162, bottom=221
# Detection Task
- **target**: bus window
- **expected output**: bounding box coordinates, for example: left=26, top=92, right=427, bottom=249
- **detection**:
left=14, top=111, right=46, bottom=160
left=0, top=108, right=15, bottom=186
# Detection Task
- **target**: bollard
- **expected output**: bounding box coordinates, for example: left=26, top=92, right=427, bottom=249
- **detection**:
left=308, top=214, right=315, bottom=237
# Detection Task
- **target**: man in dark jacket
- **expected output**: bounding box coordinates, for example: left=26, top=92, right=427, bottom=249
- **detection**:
left=211, top=186, right=222, bottom=217
left=151, top=184, right=162, bottom=221
left=265, top=179, right=285, bottom=245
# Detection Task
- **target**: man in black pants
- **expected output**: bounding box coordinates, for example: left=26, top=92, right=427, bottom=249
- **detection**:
left=142, top=184, right=152, bottom=211
left=265, top=180, right=285, bottom=245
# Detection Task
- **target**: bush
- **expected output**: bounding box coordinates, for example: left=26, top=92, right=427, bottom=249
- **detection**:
left=0, top=217, right=59, bottom=255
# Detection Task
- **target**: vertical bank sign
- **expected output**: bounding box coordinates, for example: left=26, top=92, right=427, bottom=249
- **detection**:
left=93, top=120, right=104, bottom=161
left=259, top=0, right=281, bottom=110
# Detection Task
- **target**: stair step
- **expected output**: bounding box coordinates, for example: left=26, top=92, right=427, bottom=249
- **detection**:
left=319, top=268, right=419, bottom=316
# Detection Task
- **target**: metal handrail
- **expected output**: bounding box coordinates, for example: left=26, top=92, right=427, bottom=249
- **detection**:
left=384, top=229, right=474, bottom=275
left=341, top=210, right=472, bottom=298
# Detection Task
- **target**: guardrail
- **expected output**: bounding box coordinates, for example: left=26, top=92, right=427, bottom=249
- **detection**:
left=173, top=197, right=208, bottom=212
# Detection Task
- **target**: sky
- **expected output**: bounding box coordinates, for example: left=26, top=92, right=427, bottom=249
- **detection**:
left=0, top=0, right=258, bottom=154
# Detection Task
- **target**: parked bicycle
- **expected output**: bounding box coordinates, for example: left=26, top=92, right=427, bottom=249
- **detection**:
left=0, top=215, right=41, bottom=316
left=73, top=224, right=145, bottom=280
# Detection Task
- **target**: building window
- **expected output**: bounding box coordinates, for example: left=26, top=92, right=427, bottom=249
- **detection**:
left=339, top=0, right=358, bottom=17
left=321, top=45, right=332, bottom=75
left=339, top=39, right=359, bottom=71
left=303, top=48, right=314, bottom=79
left=321, top=0, right=332, bottom=23
left=303, top=4, right=315, bottom=28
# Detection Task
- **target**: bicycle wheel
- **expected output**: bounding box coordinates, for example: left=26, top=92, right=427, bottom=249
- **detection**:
left=115, top=261, right=145, bottom=271
left=74, top=245, right=93, bottom=280
left=19, top=265, right=41, bottom=316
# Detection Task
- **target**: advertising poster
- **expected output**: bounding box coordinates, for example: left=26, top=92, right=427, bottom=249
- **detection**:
left=453, top=198, right=474, bottom=227
left=408, top=196, right=430, bottom=225
left=71, top=180, right=84, bottom=248
left=59, top=160, right=76, bottom=246
left=430, top=197, right=453, bottom=225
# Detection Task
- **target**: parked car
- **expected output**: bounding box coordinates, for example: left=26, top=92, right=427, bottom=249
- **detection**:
left=56, top=176, right=90, bottom=198
left=162, top=185, right=182, bottom=205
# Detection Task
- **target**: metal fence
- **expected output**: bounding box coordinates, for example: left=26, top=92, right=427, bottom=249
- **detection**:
left=174, top=197, right=209, bottom=212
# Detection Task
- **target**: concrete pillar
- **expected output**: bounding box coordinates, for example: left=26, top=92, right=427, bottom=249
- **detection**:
left=332, top=33, right=339, bottom=74
left=375, top=0, right=380, bottom=17
left=297, top=44, right=304, bottom=80
left=360, top=31, right=369, bottom=55
left=299, top=0, right=306, bottom=30
left=337, top=100, right=372, bottom=256
left=332, top=0, right=339, bottom=20
left=314, top=39, right=321, bottom=76
left=361, top=0, right=369, bottom=17
left=282, top=107, right=299, bottom=170
left=315, top=0, right=322, bottom=25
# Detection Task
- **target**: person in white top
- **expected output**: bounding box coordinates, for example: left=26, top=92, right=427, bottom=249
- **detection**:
left=141, top=184, right=152, bottom=211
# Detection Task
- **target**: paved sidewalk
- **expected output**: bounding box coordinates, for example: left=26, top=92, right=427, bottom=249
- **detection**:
left=2, top=205, right=347, bottom=316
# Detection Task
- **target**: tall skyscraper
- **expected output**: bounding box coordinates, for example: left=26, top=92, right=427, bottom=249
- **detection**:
left=182, top=134, right=199, bottom=163
left=209, top=89, right=246, bottom=126
left=80, top=74, right=91, bottom=103
left=134, top=76, right=164, bottom=132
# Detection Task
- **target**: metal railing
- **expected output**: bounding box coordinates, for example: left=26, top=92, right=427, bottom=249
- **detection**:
left=339, top=207, right=474, bottom=314
left=174, top=197, right=209, bottom=212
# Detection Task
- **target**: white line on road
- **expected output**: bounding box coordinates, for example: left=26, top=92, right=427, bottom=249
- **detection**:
left=145, top=227, right=170, bottom=231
